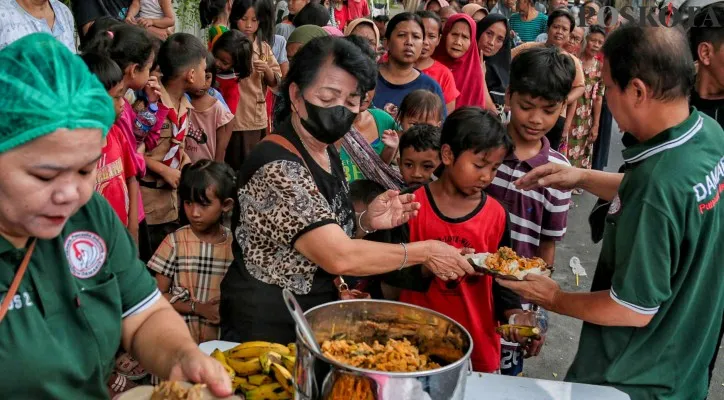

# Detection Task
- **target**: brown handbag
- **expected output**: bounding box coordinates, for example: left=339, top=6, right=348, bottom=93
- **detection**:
left=262, top=135, right=372, bottom=300
left=0, top=238, right=37, bottom=324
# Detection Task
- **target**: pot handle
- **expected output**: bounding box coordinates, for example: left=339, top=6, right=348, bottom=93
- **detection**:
left=283, top=288, right=322, bottom=354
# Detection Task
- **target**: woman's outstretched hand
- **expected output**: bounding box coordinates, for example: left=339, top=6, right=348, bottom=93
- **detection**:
left=366, top=190, right=420, bottom=231
left=422, top=241, right=476, bottom=281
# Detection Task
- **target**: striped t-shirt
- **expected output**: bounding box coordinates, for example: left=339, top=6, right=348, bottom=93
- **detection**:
left=508, top=12, right=548, bottom=43
left=485, top=136, right=571, bottom=259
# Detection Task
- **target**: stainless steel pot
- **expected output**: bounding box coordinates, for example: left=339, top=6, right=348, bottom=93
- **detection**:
left=293, top=299, right=473, bottom=400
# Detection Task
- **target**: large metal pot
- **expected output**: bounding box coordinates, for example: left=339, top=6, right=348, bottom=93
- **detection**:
left=293, top=299, right=473, bottom=400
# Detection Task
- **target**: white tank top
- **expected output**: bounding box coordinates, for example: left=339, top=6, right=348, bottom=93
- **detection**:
left=139, top=0, right=166, bottom=19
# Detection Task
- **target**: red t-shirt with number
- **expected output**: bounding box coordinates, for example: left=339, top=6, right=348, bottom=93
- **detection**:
left=399, top=185, right=508, bottom=372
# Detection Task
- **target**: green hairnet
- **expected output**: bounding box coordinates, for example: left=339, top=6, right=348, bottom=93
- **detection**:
left=0, top=33, right=116, bottom=154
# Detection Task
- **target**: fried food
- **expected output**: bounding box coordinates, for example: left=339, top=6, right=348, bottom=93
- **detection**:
left=150, top=382, right=205, bottom=400
left=470, top=247, right=548, bottom=279
left=328, top=374, right=375, bottom=400
left=321, top=338, right=442, bottom=372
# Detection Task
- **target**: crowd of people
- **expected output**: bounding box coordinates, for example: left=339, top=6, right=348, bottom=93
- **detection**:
left=0, top=0, right=723, bottom=399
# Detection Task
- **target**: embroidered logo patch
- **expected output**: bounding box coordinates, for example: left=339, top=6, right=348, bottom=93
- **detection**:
left=64, top=231, right=107, bottom=279
left=609, top=195, right=622, bottom=215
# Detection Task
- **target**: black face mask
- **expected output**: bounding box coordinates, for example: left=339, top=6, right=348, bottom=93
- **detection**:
left=298, top=98, right=358, bottom=144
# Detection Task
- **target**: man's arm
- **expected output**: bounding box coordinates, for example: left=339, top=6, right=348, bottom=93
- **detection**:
left=515, top=163, right=623, bottom=201
left=552, top=290, right=654, bottom=327
left=498, top=276, right=655, bottom=327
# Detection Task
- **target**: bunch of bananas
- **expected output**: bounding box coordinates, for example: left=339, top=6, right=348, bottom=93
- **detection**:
left=211, top=341, right=298, bottom=400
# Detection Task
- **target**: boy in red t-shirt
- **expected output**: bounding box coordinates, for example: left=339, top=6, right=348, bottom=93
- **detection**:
left=347, top=0, right=370, bottom=20
left=377, top=107, right=533, bottom=372
left=82, top=53, right=140, bottom=242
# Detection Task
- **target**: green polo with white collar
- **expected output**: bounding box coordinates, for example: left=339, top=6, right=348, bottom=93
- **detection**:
left=566, top=109, right=724, bottom=399
left=0, top=193, right=160, bottom=399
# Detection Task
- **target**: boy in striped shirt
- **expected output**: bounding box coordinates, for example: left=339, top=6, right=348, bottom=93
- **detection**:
left=485, top=46, right=575, bottom=376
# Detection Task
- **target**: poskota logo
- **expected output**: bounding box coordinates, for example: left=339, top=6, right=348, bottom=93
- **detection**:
left=579, top=5, right=721, bottom=28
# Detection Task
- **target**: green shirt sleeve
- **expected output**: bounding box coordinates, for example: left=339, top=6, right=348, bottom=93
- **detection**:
left=93, top=194, right=161, bottom=318
left=609, top=200, right=677, bottom=315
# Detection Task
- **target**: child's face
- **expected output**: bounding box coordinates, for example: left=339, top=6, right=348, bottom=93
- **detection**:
left=507, top=92, right=564, bottom=143
left=420, top=18, right=441, bottom=60
left=400, top=113, right=442, bottom=131
left=183, top=187, right=232, bottom=232
left=215, top=50, right=234, bottom=72
left=192, top=71, right=214, bottom=98
left=400, top=147, right=441, bottom=186
left=126, top=52, right=154, bottom=91
left=108, top=82, right=126, bottom=121
left=442, top=145, right=507, bottom=196
left=238, top=7, right=259, bottom=39
left=186, top=58, right=208, bottom=93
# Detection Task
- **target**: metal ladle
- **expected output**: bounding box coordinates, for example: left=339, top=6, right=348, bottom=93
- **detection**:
left=283, top=288, right=322, bottom=354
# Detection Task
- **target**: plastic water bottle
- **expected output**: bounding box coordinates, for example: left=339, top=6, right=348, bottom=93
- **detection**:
left=133, top=103, right=158, bottom=142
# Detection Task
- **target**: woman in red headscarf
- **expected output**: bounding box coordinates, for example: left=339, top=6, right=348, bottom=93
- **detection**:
left=433, top=13, right=496, bottom=112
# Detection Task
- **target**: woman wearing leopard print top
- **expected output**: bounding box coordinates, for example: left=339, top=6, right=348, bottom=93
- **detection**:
left=220, top=37, right=474, bottom=344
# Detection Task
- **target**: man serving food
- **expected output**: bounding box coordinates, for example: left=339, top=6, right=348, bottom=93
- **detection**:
left=498, top=25, right=724, bottom=399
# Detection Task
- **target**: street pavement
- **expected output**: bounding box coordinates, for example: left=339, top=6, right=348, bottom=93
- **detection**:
left=521, top=125, right=724, bottom=398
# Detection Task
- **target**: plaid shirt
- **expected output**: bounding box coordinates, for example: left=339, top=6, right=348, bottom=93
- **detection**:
left=148, top=226, right=233, bottom=343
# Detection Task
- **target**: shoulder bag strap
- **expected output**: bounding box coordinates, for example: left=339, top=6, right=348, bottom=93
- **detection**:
left=0, top=238, right=37, bottom=324
left=262, top=135, right=355, bottom=293
left=262, top=134, right=309, bottom=170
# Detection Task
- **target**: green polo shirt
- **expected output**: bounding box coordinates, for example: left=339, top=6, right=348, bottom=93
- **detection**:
left=0, top=193, right=160, bottom=399
left=566, top=109, right=724, bottom=399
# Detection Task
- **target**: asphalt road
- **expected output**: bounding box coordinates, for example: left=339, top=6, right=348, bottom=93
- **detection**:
left=521, top=125, right=724, bottom=398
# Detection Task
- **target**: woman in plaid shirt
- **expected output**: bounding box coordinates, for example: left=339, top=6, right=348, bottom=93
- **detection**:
left=148, top=160, right=236, bottom=343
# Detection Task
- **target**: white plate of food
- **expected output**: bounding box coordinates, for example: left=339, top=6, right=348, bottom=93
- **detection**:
left=467, top=247, right=552, bottom=281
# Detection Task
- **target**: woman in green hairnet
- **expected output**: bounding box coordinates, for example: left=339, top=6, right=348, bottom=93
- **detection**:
left=0, top=34, right=232, bottom=398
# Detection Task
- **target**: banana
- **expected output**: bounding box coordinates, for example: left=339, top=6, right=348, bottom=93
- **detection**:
left=270, top=362, right=294, bottom=394
left=260, top=351, right=283, bottom=374
left=248, top=374, right=274, bottom=386
left=287, top=343, right=297, bottom=357
left=226, top=357, right=262, bottom=376
left=233, top=377, right=258, bottom=393
left=211, top=349, right=236, bottom=379
left=226, top=341, right=290, bottom=359
left=245, top=383, right=292, bottom=400
left=282, top=355, right=296, bottom=372
left=496, top=324, right=541, bottom=338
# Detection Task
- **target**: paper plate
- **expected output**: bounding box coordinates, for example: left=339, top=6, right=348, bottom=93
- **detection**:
left=117, top=383, right=242, bottom=400
left=467, top=253, right=552, bottom=281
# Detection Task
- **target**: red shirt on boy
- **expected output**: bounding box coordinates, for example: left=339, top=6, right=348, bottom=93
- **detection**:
left=398, top=185, right=514, bottom=372
left=347, top=0, right=370, bottom=20
left=96, top=125, right=138, bottom=227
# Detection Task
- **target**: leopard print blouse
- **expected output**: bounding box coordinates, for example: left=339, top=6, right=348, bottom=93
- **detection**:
left=236, top=159, right=355, bottom=295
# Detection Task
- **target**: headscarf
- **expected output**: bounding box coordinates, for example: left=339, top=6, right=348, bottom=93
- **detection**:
left=323, top=25, right=344, bottom=36
left=344, top=18, right=380, bottom=48
left=425, top=0, right=450, bottom=9
left=287, top=25, right=329, bottom=45
left=476, top=13, right=511, bottom=106
left=433, top=14, right=486, bottom=109
left=463, top=3, right=487, bottom=17
left=0, top=33, right=115, bottom=154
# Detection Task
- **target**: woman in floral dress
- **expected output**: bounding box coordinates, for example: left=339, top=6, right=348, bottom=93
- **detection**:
left=563, top=25, right=606, bottom=193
